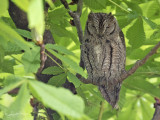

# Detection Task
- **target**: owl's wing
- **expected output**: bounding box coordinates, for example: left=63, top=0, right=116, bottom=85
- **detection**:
left=119, top=30, right=126, bottom=50
left=80, top=47, right=85, bottom=70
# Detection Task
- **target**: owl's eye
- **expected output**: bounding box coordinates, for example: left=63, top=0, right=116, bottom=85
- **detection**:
left=85, top=39, right=89, bottom=43
left=107, top=23, right=116, bottom=35
left=106, top=26, right=109, bottom=28
left=92, top=25, right=95, bottom=28
left=106, top=40, right=110, bottom=43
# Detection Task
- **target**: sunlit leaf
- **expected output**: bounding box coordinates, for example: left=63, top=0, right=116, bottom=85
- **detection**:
left=142, top=16, right=158, bottom=29
left=22, top=46, right=40, bottom=73
left=118, top=85, right=127, bottom=109
left=3, top=83, right=30, bottom=120
left=126, top=17, right=146, bottom=48
left=29, top=80, right=85, bottom=118
left=0, top=0, right=8, bottom=16
left=50, top=24, right=79, bottom=45
left=46, top=44, right=75, bottom=56
left=0, top=80, right=25, bottom=96
left=67, top=72, right=82, bottom=88
left=12, top=0, right=29, bottom=12
left=28, top=0, right=44, bottom=35
left=124, top=77, right=160, bottom=98
left=83, top=0, right=107, bottom=10
left=140, top=99, right=154, bottom=120
left=1, top=58, right=15, bottom=73
left=0, top=22, right=32, bottom=51
left=14, top=29, right=32, bottom=39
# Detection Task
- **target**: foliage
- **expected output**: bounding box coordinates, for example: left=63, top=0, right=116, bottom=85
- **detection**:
left=0, top=0, right=160, bottom=120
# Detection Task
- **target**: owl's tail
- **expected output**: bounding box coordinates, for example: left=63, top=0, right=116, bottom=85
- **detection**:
left=99, top=83, right=121, bottom=109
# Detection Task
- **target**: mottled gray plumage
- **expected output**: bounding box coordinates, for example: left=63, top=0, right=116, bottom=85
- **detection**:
left=81, top=13, right=126, bottom=108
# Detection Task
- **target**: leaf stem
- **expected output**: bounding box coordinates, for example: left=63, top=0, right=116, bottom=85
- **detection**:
left=45, top=52, right=66, bottom=72
left=108, top=0, right=130, bottom=13
left=98, top=101, right=105, bottom=120
left=11, top=55, right=22, bottom=64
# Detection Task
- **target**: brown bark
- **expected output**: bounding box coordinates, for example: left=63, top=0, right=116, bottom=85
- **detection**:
left=152, top=98, right=160, bottom=120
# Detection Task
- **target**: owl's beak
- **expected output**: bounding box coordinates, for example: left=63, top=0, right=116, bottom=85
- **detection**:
left=98, top=33, right=104, bottom=38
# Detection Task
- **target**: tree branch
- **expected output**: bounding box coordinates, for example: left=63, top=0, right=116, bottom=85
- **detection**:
left=60, top=0, right=83, bottom=43
left=152, top=97, right=160, bottom=120
left=120, top=42, right=160, bottom=82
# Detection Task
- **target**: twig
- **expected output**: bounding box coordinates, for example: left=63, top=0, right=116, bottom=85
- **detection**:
left=30, top=98, right=39, bottom=120
left=152, top=97, right=160, bottom=120
left=108, top=0, right=130, bottom=13
left=98, top=101, right=105, bottom=120
left=37, top=43, right=47, bottom=74
left=60, top=0, right=83, bottom=43
left=33, top=105, right=39, bottom=120
left=60, top=0, right=69, bottom=9
left=45, top=52, right=66, bottom=71
left=120, top=42, right=160, bottom=82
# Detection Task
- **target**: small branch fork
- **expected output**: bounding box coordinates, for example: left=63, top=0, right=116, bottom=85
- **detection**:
left=60, top=0, right=83, bottom=43
left=37, top=42, right=47, bottom=74
left=120, top=42, right=160, bottom=82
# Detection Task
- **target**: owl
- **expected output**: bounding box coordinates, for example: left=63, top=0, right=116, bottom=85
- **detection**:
left=81, top=13, right=126, bottom=108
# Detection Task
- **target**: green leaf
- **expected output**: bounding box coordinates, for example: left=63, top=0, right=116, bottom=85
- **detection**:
left=126, top=18, right=146, bottom=48
left=118, top=85, right=127, bottom=109
left=50, top=24, right=79, bottom=45
left=14, top=29, right=32, bottom=39
left=3, top=75, right=23, bottom=86
left=117, top=12, right=138, bottom=29
left=80, top=84, right=104, bottom=101
left=29, top=80, right=85, bottom=118
left=0, top=0, right=8, bottom=16
left=3, top=83, right=30, bottom=120
left=12, top=0, right=29, bottom=12
left=150, top=30, right=160, bottom=40
left=48, top=7, right=67, bottom=22
left=1, top=58, right=16, bottom=73
left=0, top=80, right=25, bottom=96
left=45, top=0, right=55, bottom=9
left=0, top=47, right=5, bottom=67
left=1, top=17, right=16, bottom=29
left=46, top=44, right=75, bottom=56
left=125, top=1, right=142, bottom=14
left=117, top=99, right=138, bottom=120
left=142, top=16, right=158, bottom=29
left=22, top=46, right=40, bottom=73
left=140, top=99, right=153, bottom=120
left=45, top=48, right=86, bottom=78
left=0, top=22, right=32, bottom=51
left=4, top=42, right=22, bottom=55
left=28, top=0, right=44, bottom=35
left=145, top=1, right=160, bottom=18
left=42, top=66, right=64, bottom=75
left=48, top=73, right=67, bottom=87
left=67, top=72, right=82, bottom=88
left=124, top=77, right=160, bottom=98
left=80, top=8, right=89, bottom=30
left=83, top=0, right=107, bottom=10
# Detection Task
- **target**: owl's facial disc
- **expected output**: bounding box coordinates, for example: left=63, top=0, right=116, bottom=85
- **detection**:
left=87, top=13, right=117, bottom=36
